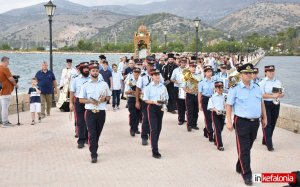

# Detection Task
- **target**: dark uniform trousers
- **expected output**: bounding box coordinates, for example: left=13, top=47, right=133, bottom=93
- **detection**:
left=141, top=100, right=150, bottom=140
left=74, top=97, right=88, bottom=144
left=85, top=110, right=106, bottom=158
left=211, top=112, right=225, bottom=148
left=128, top=97, right=141, bottom=132
left=201, top=96, right=213, bottom=139
left=234, top=116, right=260, bottom=180
left=185, top=93, right=199, bottom=128
left=263, top=101, right=280, bottom=149
left=175, top=87, right=186, bottom=123
left=73, top=97, right=78, bottom=136
left=147, top=104, right=164, bottom=153
left=166, top=83, right=177, bottom=112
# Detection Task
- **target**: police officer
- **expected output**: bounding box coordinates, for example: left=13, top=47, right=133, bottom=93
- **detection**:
left=226, top=63, right=267, bottom=185
left=79, top=62, right=111, bottom=163
left=183, top=62, right=202, bottom=132
left=162, top=53, right=178, bottom=114
left=143, top=68, right=169, bottom=159
left=70, top=62, right=90, bottom=148
left=125, top=67, right=141, bottom=137
left=252, top=67, right=260, bottom=84
left=259, top=65, right=284, bottom=151
left=198, top=65, right=215, bottom=141
left=171, top=56, right=187, bottom=125
left=207, top=81, right=226, bottom=151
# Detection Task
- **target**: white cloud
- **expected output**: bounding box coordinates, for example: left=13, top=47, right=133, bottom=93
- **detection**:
left=0, top=0, right=164, bottom=14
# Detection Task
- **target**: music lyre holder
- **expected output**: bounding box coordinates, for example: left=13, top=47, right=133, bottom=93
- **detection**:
left=15, top=87, right=23, bottom=125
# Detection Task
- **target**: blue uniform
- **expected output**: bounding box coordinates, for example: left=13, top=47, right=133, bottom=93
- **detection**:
left=208, top=93, right=226, bottom=149
left=259, top=77, right=282, bottom=150
left=143, top=82, right=169, bottom=155
left=70, top=75, right=90, bottom=97
left=78, top=78, right=111, bottom=159
left=198, top=77, right=215, bottom=139
left=226, top=81, right=262, bottom=179
left=226, top=81, right=262, bottom=118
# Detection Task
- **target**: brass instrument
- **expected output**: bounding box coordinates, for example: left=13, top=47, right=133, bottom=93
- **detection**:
left=228, top=72, right=240, bottom=88
left=182, top=69, right=200, bottom=93
left=91, top=90, right=106, bottom=113
left=157, top=88, right=168, bottom=111
left=272, top=87, right=283, bottom=105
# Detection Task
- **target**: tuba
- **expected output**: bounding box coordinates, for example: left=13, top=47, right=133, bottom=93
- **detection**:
left=182, top=69, right=200, bottom=93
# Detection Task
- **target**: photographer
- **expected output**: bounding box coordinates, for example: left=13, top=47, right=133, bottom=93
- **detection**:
left=0, top=56, right=18, bottom=128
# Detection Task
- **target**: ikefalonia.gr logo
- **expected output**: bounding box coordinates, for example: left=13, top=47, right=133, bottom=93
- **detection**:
left=253, top=173, right=296, bottom=183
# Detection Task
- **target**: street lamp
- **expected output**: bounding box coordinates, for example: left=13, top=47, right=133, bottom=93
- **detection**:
left=200, top=37, right=203, bottom=53
left=163, top=31, right=167, bottom=51
left=44, top=0, right=56, bottom=107
left=193, top=17, right=201, bottom=63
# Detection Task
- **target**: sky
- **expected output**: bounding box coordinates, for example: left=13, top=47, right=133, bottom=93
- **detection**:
left=0, top=0, right=163, bottom=14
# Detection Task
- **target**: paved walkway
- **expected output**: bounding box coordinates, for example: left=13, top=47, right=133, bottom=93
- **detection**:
left=0, top=100, right=299, bottom=187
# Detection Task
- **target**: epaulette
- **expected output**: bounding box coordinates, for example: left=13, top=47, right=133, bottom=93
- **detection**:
left=73, top=74, right=79, bottom=79
left=82, top=81, right=88, bottom=85
left=141, top=73, right=146, bottom=77
left=254, top=82, right=259, bottom=87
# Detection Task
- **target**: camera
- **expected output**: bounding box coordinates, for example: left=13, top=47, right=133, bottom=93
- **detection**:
left=13, top=75, right=20, bottom=83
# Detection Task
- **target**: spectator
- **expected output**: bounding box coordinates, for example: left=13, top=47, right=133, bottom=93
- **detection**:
left=28, top=78, right=41, bottom=125
left=100, top=60, right=112, bottom=104
left=35, top=62, right=57, bottom=118
left=0, top=56, right=18, bottom=128
left=111, top=64, right=123, bottom=111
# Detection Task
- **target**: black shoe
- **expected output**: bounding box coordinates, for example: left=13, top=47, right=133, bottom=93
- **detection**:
left=187, top=126, right=192, bottom=132
left=85, top=140, right=88, bottom=144
left=178, top=121, right=184, bottom=125
left=268, top=147, right=274, bottom=152
left=130, top=130, right=135, bottom=137
left=91, top=157, right=97, bottom=163
left=75, top=134, right=78, bottom=138
left=244, top=178, right=253, bottom=186
left=125, top=104, right=128, bottom=108
left=192, top=126, right=199, bottom=130
left=209, top=137, right=214, bottom=142
left=203, top=129, right=208, bottom=138
left=152, top=152, right=161, bottom=159
left=170, top=110, right=177, bottom=114
left=218, top=147, right=224, bottom=151
left=78, top=144, right=84, bottom=149
left=135, top=130, right=141, bottom=134
left=262, top=139, right=266, bottom=145
left=142, top=139, right=148, bottom=146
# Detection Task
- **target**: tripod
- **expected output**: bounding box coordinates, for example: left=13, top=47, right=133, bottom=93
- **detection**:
left=15, top=87, right=22, bottom=125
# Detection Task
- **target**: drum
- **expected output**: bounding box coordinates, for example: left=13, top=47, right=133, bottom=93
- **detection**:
left=178, top=87, right=186, bottom=99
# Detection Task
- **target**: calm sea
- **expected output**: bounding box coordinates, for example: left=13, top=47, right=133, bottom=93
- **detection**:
left=0, top=53, right=299, bottom=107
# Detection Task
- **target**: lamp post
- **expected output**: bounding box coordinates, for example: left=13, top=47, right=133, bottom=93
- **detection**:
left=163, top=31, right=167, bottom=51
left=193, top=17, right=201, bottom=64
left=44, top=0, right=56, bottom=107
left=200, top=37, right=203, bottom=53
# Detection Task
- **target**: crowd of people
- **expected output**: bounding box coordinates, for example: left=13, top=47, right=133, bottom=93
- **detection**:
left=0, top=51, right=285, bottom=186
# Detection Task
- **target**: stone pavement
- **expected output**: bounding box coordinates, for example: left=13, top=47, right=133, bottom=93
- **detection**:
left=0, top=100, right=299, bottom=187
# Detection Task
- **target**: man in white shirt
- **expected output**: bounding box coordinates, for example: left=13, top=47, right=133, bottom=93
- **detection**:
left=112, top=63, right=123, bottom=111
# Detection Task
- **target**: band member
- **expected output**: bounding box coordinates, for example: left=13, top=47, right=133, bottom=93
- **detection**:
left=252, top=67, right=260, bottom=84
left=198, top=65, right=215, bottom=141
left=136, top=57, right=155, bottom=146
left=171, top=56, right=187, bottom=125
left=162, top=53, right=178, bottom=114
left=69, top=62, right=90, bottom=148
left=143, top=69, right=169, bottom=159
left=125, top=67, right=141, bottom=136
left=215, top=63, right=229, bottom=92
left=79, top=62, right=111, bottom=163
left=183, top=62, right=202, bottom=132
left=259, top=65, right=284, bottom=151
left=208, top=81, right=226, bottom=151
left=57, top=59, right=77, bottom=112
left=226, top=63, right=267, bottom=186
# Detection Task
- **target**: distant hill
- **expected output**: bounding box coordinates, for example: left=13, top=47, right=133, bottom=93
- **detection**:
left=212, top=2, right=300, bottom=36
left=92, top=13, right=222, bottom=45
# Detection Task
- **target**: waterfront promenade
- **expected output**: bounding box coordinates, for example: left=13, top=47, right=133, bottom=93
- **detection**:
left=0, top=101, right=299, bottom=187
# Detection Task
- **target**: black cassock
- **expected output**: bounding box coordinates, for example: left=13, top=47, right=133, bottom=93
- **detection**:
left=162, top=63, right=178, bottom=112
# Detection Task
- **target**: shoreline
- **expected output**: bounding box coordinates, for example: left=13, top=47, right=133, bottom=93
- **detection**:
left=0, top=50, right=133, bottom=55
